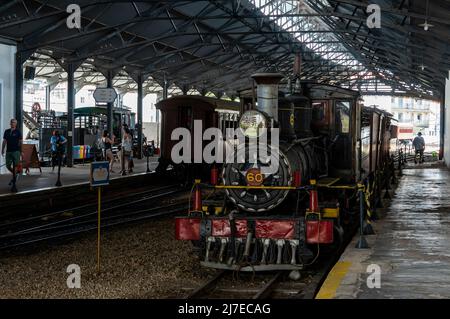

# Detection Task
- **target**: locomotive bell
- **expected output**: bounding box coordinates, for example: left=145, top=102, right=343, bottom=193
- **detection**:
left=251, top=73, right=284, bottom=122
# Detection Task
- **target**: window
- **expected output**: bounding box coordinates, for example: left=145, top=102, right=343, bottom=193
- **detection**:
left=80, top=97, right=85, bottom=104
left=312, top=101, right=327, bottom=122
left=178, top=106, right=193, bottom=130
left=336, top=101, right=351, bottom=134
left=417, top=114, right=422, bottom=121
left=399, top=113, right=403, bottom=121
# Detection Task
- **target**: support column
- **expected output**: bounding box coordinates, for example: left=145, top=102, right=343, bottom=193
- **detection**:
left=107, top=70, right=114, bottom=137
left=159, top=78, right=168, bottom=149
left=163, top=75, right=168, bottom=100
left=137, top=74, right=144, bottom=159
left=15, top=51, right=24, bottom=133
left=45, top=85, right=51, bottom=111
left=441, top=88, right=446, bottom=161
left=67, top=63, right=75, bottom=168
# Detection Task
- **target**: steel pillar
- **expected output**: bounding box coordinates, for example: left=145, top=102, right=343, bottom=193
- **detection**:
left=45, top=85, right=51, bottom=111
left=66, top=63, right=75, bottom=167
left=163, top=76, right=168, bottom=100
left=137, top=74, right=144, bottom=159
left=107, top=70, right=114, bottom=137
left=440, top=90, right=445, bottom=160
left=15, top=51, right=24, bottom=133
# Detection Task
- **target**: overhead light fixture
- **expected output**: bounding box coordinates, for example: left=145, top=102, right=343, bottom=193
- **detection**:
left=419, top=0, right=434, bottom=31
left=419, top=21, right=433, bottom=31
left=419, top=64, right=426, bottom=71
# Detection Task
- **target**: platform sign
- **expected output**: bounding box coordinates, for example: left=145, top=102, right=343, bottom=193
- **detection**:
left=90, top=161, right=110, bottom=187
left=93, top=88, right=117, bottom=103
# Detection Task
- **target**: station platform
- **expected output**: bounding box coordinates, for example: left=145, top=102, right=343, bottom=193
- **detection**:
left=317, top=163, right=450, bottom=299
left=0, top=157, right=160, bottom=196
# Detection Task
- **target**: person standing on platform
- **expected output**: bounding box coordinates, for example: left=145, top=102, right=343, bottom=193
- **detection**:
left=50, top=130, right=67, bottom=176
left=412, top=132, right=426, bottom=164
left=50, top=130, right=67, bottom=172
left=1, top=119, right=23, bottom=192
left=149, top=140, right=155, bottom=157
left=102, top=130, right=115, bottom=173
left=122, top=128, right=133, bottom=174
left=119, top=123, right=128, bottom=175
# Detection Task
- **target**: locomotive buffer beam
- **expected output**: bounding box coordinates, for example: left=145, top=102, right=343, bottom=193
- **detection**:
left=200, top=262, right=304, bottom=272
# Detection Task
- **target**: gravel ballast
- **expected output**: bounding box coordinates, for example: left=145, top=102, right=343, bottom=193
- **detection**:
left=0, top=219, right=210, bottom=299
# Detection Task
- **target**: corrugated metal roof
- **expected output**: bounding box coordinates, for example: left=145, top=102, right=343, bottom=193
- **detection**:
left=0, top=0, right=448, bottom=99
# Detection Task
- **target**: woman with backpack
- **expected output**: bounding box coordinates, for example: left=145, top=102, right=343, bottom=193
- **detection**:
left=102, top=130, right=115, bottom=173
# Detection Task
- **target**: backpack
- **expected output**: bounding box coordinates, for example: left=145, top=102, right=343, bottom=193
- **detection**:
left=56, top=136, right=66, bottom=153
left=99, top=138, right=106, bottom=149
left=123, top=137, right=132, bottom=152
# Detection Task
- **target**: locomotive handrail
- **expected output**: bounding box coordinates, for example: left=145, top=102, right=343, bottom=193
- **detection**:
left=208, top=184, right=358, bottom=190
left=317, top=184, right=358, bottom=190
left=214, top=185, right=300, bottom=191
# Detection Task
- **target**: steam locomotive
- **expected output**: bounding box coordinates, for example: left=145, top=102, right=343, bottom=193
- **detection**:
left=157, top=73, right=396, bottom=271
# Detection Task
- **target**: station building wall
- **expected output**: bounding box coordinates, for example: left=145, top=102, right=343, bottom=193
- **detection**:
left=445, top=71, right=450, bottom=168
left=0, top=43, right=16, bottom=174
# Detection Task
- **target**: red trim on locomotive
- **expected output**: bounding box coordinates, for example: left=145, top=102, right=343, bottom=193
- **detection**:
left=211, top=219, right=248, bottom=237
left=175, top=217, right=334, bottom=244
left=306, top=220, right=334, bottom=244
left=255, top=220, right=296, bottom=239
left=175, top=217, right=200, bottom=240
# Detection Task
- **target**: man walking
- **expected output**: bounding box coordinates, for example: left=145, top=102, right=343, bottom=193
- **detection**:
left=412, top=132, right=426, bottom=164
left=50, top=130, right=67, bottom=172
left=2, top=119, right=23, bottom=192
left=50, top=130, right=67, bottom=186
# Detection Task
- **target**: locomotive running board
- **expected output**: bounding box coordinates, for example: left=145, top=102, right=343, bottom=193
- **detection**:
left=200, top=262, right=304, bottom=272
left=317, top=177, right=341, bottom=187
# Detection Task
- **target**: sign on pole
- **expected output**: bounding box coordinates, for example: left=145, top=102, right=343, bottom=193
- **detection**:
left=90, top=161, right=110, bottom=187
left=93, top=88, right=118, bottom=103
left=90, top=161, right=110, bottom=273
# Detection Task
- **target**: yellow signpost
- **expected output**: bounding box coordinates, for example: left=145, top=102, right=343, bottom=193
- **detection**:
left=90, top=161, right=110, bottom=273
left=97, top=186, right=101, bottom=273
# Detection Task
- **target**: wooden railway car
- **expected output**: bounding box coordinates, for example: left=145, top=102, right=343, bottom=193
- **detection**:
left=155, top=95, right=240, bottom=179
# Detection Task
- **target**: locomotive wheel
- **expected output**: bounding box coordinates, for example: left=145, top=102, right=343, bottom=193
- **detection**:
left=316, top=224, right=345, bottom=256
left=222, top=144, right=292, bottom=212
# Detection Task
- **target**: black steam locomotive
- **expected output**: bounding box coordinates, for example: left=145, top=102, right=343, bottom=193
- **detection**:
left=158, top=73, right=396, bottom=271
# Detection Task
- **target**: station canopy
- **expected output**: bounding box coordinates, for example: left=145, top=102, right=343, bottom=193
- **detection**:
left=0, top=0, right=449, bottom=99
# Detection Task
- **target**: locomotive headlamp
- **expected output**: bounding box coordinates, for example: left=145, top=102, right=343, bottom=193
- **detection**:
left=239, top=110, right=268, bottom=138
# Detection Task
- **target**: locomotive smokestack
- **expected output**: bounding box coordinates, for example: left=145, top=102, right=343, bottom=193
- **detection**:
left=251, top=73, right=284, bottom=122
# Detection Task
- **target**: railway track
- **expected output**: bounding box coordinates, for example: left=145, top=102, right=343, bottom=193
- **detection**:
left=0, top=184, right=189, bottom=251
left=184, top=269, right=319, bottom=299
left=180, top=219, right=360, bottom=300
